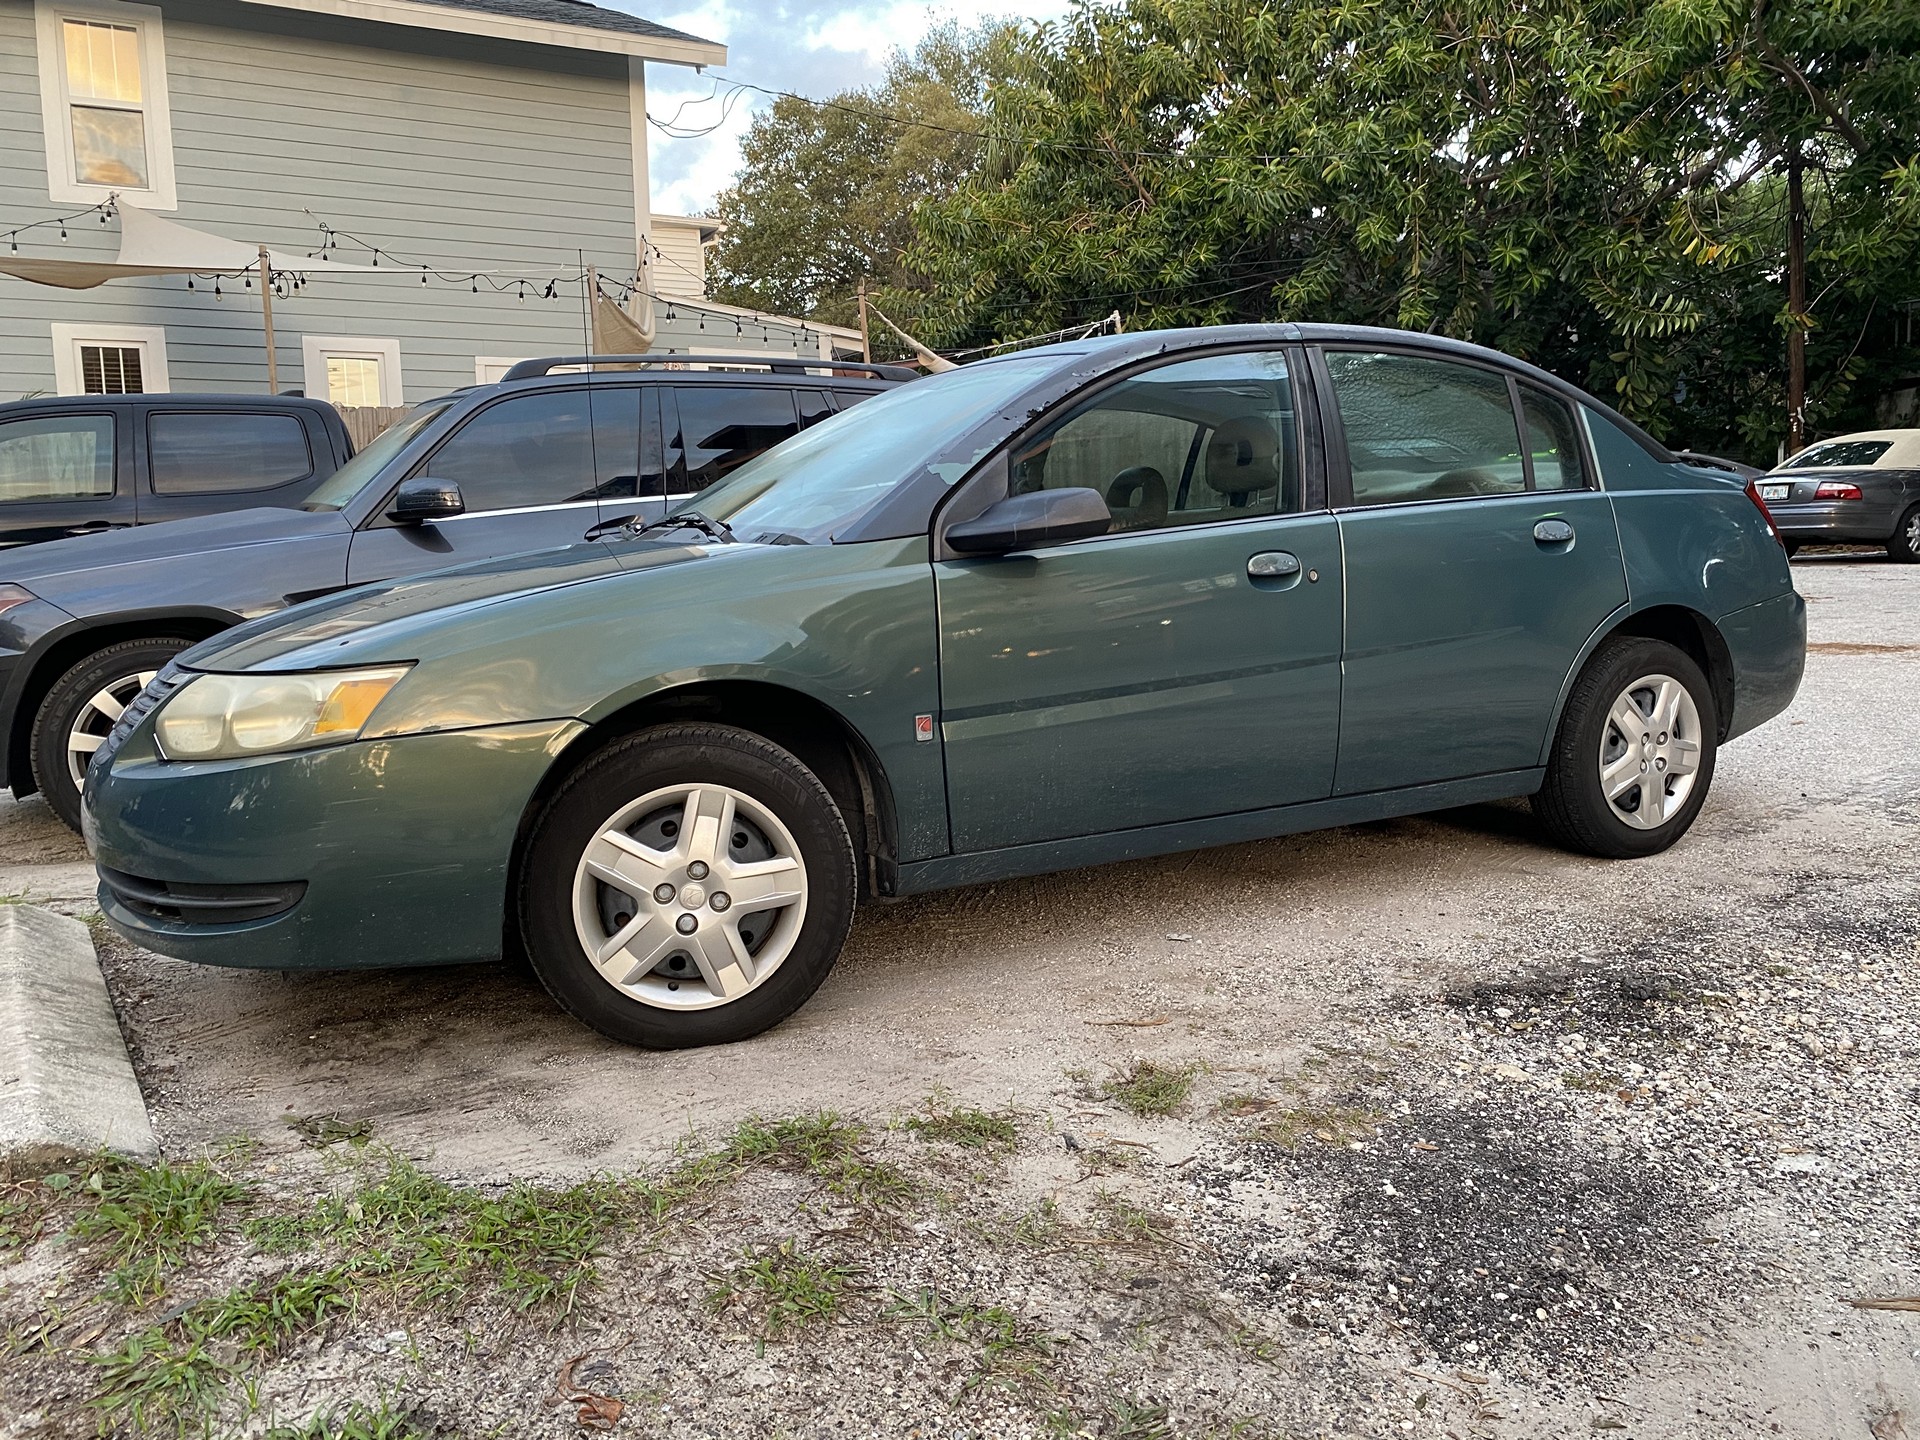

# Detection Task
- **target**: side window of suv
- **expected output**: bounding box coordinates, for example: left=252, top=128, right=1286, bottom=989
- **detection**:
left=672, top=386, right=801, bottom=488
left=414, top=390, right=596, bottom=512
left=1327, top=352, right=1528, bottom=504
left=0, top=414, right=115, bottom=503
left=148, top=412, right=314, bottom=494
left=1009, top=350, right=1302, bottom=532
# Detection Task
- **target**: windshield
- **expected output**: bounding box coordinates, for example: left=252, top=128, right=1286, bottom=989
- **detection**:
left=301, top=401, right=452, bottom=511
left=683, top=357, right=1059, bottom=541
left=1783, top=438, right=1891, bottom=470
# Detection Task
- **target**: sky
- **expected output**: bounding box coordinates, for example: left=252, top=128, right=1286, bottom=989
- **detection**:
left=624, top=1, right=1074, bottom=215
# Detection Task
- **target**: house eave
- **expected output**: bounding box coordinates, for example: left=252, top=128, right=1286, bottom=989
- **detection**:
left=232, top=0, right=728, bottom=66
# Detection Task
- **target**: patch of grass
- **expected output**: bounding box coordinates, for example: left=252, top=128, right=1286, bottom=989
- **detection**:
left=264, top=1402, right=435, bottom=1439
left=246, top=1150, right=621, bottom=1313
left=710, top=1239, right=852, bottom=1339
left=285, top=1114, right=375, bottom=1148
left=91, top=1268, right=357, bottom=1433
left=1102, top=1061, right=1197, bottom=1118
left=1249, top=1105, right=1380, bottom=1149
left=1214, top=1091, right=1275, bottom=1118
left=71, top=1157, right=249, bottom=1303
left=1095, top=1191, right=1175, bottom=1246
left=1007, top=1198, right=1063, bottom=1248
left=885, top=1286, right=1058, bottom=1393
left=905, top=1100, right=1018, bottom=1152
left=1561, top=1068, right=1626, bottom=1093
left=706, top=1112, right=913, bottom=1208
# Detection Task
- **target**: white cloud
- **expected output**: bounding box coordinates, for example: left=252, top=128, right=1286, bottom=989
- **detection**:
left=626, top=0, right=1070, bottom=216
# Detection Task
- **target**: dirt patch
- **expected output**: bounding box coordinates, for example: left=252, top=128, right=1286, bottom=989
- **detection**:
left=1805, top=641, right=1920, bottom=655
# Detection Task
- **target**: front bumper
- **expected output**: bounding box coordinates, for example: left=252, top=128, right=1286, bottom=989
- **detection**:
left=87, top=718, right=584, bottom=969
left=1768, top=501, right=1899, bottom=544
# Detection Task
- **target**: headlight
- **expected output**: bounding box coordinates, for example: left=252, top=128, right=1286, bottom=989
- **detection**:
left=154, top=666, right=411, bottom=761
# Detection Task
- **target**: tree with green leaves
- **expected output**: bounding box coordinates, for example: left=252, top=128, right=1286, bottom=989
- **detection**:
left=906, top=0, right=1920, bottom=460
left=706, top=21, right=1018, bottom=340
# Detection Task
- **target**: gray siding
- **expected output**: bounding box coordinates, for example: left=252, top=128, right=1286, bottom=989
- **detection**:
left=0, top=0, right=641, bottom=400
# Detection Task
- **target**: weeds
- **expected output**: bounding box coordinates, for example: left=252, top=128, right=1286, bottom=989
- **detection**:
left=1102, top=1061, right=1198, bottom=1118
left=1562, top=1069, right=1626, bottom=1093
left=285, top=1114, right=375, bottom=1148
left=1248, top=1105, right=1379, bottom=1149
left=264, top=1402, right=434, bottom=1439
left=1214, top=1092, right=1275, bottom=1118
left=71, top=1157, right=249, bottom=1303
left=1096, top=1191, right=1175, bottom=1246
left=1008, top=1197, right=1063, bottom=1248
left=906, top=1100, right=1018, bottom=1152
left=710, top=1239, right=852, bottom=1339
left=885, top=1285, right=1058, bottom=1393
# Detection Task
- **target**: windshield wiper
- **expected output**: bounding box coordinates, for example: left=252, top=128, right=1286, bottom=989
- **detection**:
left=628, top=510, right=737, bottom=544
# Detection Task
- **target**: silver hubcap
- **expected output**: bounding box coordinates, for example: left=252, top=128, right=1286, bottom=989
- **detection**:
left=67, top=669, right=157, bottom=792
left=1906, top=511, right=1920, bottom=549
left=571, top=783, right=807, bottom=1010
left=1598, top=673, right=1702, bottom=830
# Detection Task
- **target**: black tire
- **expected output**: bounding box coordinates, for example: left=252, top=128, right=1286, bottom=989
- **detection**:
left=1533, top=636, right=1718, bottom=859
left=31, top=637, right=193, bottom=832
left=1888, top=504, right=1920, bottom=564
left=519, top=723, right=857, bottom=1048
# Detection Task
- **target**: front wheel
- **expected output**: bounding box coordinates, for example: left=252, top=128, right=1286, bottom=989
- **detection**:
left=31, top=637, right=192, bottom=832
left=1888, top=504, right=1920, bottom=564
left=519, top=724, right=857, bottom=1048
left=1533, top=637, right=1718, bottom=859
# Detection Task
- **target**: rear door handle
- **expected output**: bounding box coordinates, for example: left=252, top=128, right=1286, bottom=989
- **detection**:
left=1533, top=519, right=1575, bottom=546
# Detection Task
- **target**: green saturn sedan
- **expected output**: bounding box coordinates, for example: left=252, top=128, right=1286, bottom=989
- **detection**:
left=84, top=326, right=1805, bottom=1049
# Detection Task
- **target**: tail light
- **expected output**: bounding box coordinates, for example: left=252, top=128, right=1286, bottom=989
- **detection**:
left=1744, top=480, right=1784, bottom=545
left=1814, top=481, right=1863, bottom=501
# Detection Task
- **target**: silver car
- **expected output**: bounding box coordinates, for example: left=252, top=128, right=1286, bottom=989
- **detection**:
left=1759, top=429, right=1920, bottom=562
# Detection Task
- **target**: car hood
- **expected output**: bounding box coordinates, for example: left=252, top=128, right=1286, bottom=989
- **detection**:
left=0, top=507, right=349, bottom=588
left=188, top=534, right=706, bottom=671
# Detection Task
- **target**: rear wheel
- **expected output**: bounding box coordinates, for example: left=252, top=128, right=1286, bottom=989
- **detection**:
left=31, top=637, right=192, bottom=832
left=519, top=724, right=857, bottom=1048
left=1889, top=504, right=1920, bottom=564
left=1533, top=637, right=1718, bottom=859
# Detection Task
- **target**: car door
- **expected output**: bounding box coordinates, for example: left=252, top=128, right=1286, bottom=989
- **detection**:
left=137, top=408, right=322, bottom=525
left=1322, top=347, right=1629, bottom=794
left=933, top=348, right=1344, bottom=852
left=345, top=386, right=614, bottom=584
left=0, top=410, right=134, bottom=547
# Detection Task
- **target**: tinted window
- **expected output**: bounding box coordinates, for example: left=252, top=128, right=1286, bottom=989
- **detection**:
left=584, top=386, right=641, bottom=498
left=831, top=387, right=882, bottom=413
left=675, top=387, right=800, bottom=488
left=1520, top=388, right=1587, bottom=491
left=1328, top=352, right=1526, bottom=505
left=1011, top=351, right=1301, bottom=532
left=797, top=390, right=836, bottom=429
left=1784, top=439, right=1892, bottom=469
left=0, top=414, right=114, bottom=504
left=416, top=391, right=596, bottom=512
left=148, top=412, right=313, bottom=494
left=302, top=402, right=448, bottom=512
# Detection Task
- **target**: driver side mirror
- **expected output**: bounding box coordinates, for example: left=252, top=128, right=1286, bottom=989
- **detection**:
left=388, top=477, right=466, bottom=525
left=946, top=487, right=1112, bottom=555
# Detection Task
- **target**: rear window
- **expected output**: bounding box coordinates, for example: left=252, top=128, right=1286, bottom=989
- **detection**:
left=0, top=414, right=115, bottom=503
left=1784, top=439, right=1891, bottom=470
left=149, top=412, right=314, bottom=494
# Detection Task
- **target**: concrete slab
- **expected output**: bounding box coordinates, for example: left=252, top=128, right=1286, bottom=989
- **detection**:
left=0, top=904, right=155, bottom=1159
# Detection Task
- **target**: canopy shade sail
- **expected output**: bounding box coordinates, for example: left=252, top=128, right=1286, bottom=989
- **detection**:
left=0, top=206, right=380, bottom=289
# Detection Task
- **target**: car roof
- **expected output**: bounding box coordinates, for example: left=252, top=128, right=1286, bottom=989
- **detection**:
left=0, top=393, right=331, bottom=413
left=1783, top=429, right=1920, bottom=469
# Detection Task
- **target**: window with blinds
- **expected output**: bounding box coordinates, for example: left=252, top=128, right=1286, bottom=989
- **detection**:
left=81, top=344, right=144, bottom=394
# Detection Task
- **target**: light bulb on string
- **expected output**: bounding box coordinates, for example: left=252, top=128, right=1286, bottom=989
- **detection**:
left=420, top=266, right=428, bottom=286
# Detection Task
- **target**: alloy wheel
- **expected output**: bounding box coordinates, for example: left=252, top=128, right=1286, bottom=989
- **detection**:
left=570, top=782, right=809, bottom=1010
left=1597, top=673, right=1702, bottom=830
left=1907, top=510, right=1920, bottom=551
left=67, top=670, right=158, bottom=792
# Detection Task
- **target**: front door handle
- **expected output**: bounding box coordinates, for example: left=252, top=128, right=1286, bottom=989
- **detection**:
left=1533, top=519, right=1575, bottom=546
left=1247, top=550, right=1301, bottom=579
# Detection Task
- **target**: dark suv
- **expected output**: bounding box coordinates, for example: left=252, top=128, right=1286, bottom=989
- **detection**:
left=0, top=395, right=352, bottom=548
left=0, top=355, right=911, bottom=829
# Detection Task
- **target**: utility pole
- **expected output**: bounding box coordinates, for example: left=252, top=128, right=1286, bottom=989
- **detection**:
left=258, top=245, right=278, bottom=394
left=857, top=277, right=872, bottom=364
left=1786, top=145, right=1807, bottom=454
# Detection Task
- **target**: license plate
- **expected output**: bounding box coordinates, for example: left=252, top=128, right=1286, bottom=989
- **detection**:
left=1759, top=483, right=1790, bottom=501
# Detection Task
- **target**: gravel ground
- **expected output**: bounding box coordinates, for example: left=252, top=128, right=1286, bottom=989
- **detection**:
left=1, top=552, right=1916, bottom=1439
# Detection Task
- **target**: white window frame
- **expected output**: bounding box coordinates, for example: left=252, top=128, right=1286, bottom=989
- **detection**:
left=302, top=336, right=404, bottom=407
left=50, top=320, right=169, bottom=394
left=35, top=0, right=178, bottom=210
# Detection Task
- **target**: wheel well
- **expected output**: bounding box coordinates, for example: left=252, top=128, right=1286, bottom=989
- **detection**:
left=505, top=681, right=901, bottom=946
left=1608, top=605, right=1736, bottom=740
left=8, top=618, right=229, bottom=798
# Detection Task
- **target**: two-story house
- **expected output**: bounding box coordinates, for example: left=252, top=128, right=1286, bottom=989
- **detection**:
left=0, top=0, right=856, bottom=405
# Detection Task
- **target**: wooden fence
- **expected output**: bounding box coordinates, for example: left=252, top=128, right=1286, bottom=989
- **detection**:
left=337, top=406, right=411, bottom=450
